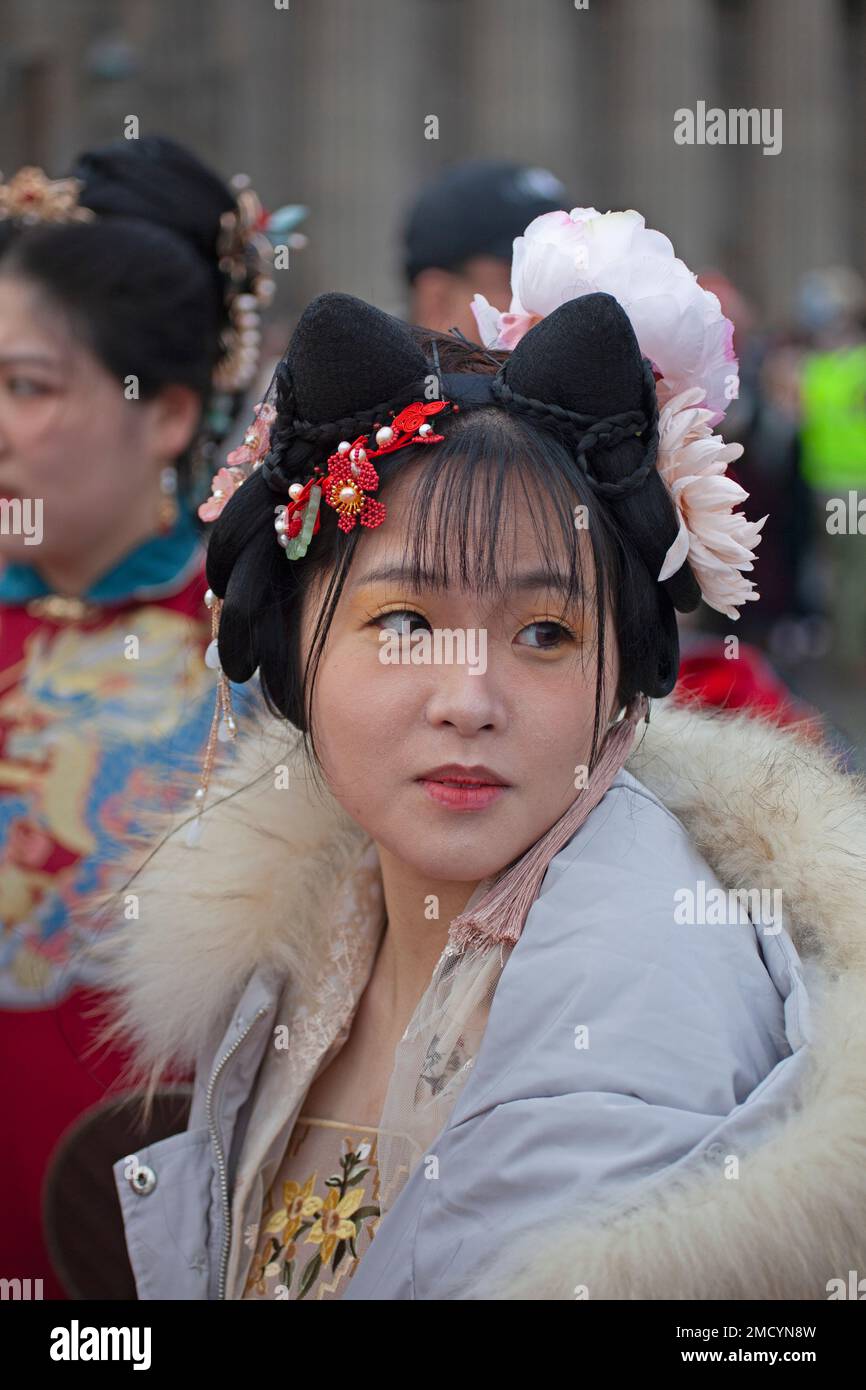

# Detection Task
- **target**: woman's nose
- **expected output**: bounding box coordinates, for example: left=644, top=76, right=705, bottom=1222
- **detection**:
left=421, top=647, right=506, bottom=735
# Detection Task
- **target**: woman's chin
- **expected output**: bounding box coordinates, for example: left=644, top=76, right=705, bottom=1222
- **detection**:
left=378, top=816, right=534, bottom=885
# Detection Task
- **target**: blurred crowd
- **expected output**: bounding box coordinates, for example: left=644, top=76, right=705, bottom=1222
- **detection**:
left=698, top=263, right=866, bottom=679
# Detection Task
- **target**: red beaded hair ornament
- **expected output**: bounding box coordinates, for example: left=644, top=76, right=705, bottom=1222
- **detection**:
left=274, top=397, right=455, bottom=558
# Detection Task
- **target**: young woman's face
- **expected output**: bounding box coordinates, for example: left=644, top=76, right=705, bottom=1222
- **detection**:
left=299, top=458, right=621, bottom=885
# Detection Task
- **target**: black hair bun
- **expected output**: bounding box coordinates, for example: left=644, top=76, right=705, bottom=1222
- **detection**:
left=259, top=292, right=442, bottom=502
left=504, top=292, right=645, bottom=419
left=70, top=134, right=235, bottom=268
left=281, top=292, right=432, bottom=429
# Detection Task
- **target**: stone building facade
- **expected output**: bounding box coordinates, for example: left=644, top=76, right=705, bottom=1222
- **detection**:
left=1, top=0, right=864, bottom=324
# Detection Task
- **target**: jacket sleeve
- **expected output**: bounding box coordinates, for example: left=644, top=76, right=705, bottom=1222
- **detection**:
left=408, top=780, right=801, bottom=1300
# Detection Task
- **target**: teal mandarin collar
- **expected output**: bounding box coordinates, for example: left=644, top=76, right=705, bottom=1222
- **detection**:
left=0, top=505, right=204, bottom=606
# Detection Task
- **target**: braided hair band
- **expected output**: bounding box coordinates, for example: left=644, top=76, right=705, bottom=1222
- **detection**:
left=198, top=350, right=659, bottom=542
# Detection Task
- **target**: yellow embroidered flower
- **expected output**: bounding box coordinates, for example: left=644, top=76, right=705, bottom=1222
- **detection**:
left=305, top=1186, right=365, bottom=1263
left=263, top=1171, right=320, bottom=1243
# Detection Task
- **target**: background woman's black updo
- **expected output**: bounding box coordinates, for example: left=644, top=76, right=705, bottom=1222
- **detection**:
left=0, top=134, right=255, bottom=512
left=204, top=291, right=701, bottom=775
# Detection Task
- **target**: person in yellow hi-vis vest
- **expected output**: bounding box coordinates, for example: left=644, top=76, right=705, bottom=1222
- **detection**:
left=800, top=343, right=866, bottom=672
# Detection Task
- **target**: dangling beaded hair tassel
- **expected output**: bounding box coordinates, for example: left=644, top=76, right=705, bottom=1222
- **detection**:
left=447, top=692, right=650, bottom=952
left=186, top=588, right=238, bottom=847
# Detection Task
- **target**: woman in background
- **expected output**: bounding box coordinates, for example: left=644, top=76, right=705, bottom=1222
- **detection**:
left=0, top=135, right=277, bottom=1296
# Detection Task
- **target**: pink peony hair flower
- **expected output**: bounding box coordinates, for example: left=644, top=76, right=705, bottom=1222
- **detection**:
left=471, top=207, right=739, bottom=425
left=197, top=466, right=246, bottom=523
left=197, top=401, right=277, bottom=523
left=224, top=400, right=277, bottom=469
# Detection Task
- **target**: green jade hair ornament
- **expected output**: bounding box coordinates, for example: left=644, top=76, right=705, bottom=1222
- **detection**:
left=275, top=482, right=322, bottom=559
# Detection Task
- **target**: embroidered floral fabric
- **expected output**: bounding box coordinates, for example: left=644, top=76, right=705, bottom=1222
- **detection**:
left=229, top=843, right=514, bottom=1297
left=242, top=1116, right=382, bottom=1300
left=0, top=563, right=231, bottom=1006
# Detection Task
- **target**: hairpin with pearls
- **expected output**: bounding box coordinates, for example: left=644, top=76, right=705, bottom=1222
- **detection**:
left=275, top=397, right=457, bottom=558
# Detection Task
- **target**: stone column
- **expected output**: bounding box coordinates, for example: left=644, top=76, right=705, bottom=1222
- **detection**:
left=607, top=0, right=722, bottom=275
left=464, top=0, right=599, bottom=204
left=237, top=0, right=430, bottom=318
left=745, top=0, right=849, bottom=322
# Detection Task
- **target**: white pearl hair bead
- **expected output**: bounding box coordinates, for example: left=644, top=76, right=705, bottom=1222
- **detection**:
left=204, top=588, right=216, bottom=608
left=375, top=426, right=394, bottom=446
left=337, top=441, right=351, bottom=454
left=418, top=422, right=432, bottom=437
left=288, top=483, right=304, bottom=499
left=204, top=638, right=222, bottom=671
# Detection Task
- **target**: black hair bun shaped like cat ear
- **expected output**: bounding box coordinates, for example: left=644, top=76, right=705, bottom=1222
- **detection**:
left=500, top=292, right=645, bottom=420
left=284, top=292, right=432, bottom=427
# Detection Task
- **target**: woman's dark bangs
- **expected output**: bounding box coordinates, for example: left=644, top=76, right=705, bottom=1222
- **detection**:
left=387, top=407, right=597, bottom=622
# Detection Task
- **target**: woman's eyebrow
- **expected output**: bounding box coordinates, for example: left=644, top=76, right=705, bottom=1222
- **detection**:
left=351, top=564, right=575, bottom=595
left=0, top=352, right=61, bottom=367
